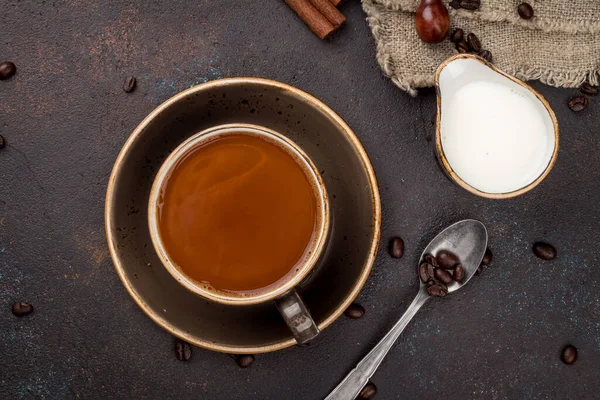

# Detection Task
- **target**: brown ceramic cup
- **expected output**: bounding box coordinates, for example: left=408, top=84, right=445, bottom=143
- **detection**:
left=148, top=123, right=330, bottom=345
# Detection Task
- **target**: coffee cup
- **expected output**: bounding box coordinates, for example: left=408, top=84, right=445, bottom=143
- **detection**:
left=148, top=123, right=330, bottom=345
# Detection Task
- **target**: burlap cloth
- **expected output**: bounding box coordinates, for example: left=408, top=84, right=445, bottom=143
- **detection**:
left=362, top=0, right=600, bottom=95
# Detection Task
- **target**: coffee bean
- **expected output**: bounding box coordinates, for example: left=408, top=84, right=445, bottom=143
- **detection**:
left=436, top=250, right=459, bottom=269
left=561, top=345, right=577, bottom=365
left=517, top=3, right=534, bottom=20
left=533, top=242, right=557, bottom=260
left=123, top=76, right=136, bottom=93
left=424, top=254, right=438, bottom=267
left=12, top=302, right=34, bottom=317
left=453, top=265, right=465, bottom=282
left=236, top=354, right=255, bottom=368
left=482, top=248, right=493, bottom=265
left=456, top=40, right=470, bottom=54
left=0, top=135, right=5, bottom=149
left=419, top=262, right=435, bottom=283
left=466, top=33, right=482, bottom=52
left=449, top=0, right=461, bottom=9
left=478, top=50, right=493, bottom=62
left=434, top=268, right=453, bottom=284
left=580, top=82, right=599, bottom=96
left=358, top=382, right=377, bottom=399
left=475, top=264, right=484, bottom=275
left=458, top=0, right=481, bottom=11
left=389, top=237, right=404, bottom=259
left=345, top=303, right=365, bottom=319
left=450, top=29, right=464, bottom=43
left=568, top=96, right=588, bottom=112
left=0, top=61, right=16, bottom=80
left=175, top=340, right=192, bottom=361
left=426, top=282, right=448, bottom=297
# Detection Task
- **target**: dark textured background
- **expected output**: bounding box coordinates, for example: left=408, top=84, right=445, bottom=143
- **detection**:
left=1, top=1, right=599, bottom=399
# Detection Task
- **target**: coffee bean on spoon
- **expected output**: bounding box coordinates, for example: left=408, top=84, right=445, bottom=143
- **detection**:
left=345, top=303, right=365, bottom=319
left=358, top=382, right=377, bottom=399
left=580, top=82, right=598, bottom=96
left=12, top=302, right=34, bottom=316
left=235, top=354, right=255, bottom=368
left=568, top=96, right=588, bottom=112
left=453, top=265, right=465, bottom=282
left=389, top=237, right=404, bottom=259
left=426, top=281, right=448, bottom=297
left=561, top=345, right=577, bottom=365
left=434, top=268, right=453, bottom=284
left=0, top=61, right=16, bottom=80
left=450, top=29, right=464, bottom=43
left=175, top=340, right=192, bottom=361
left=419, top=262, right=435, bottom=283
left=436, top=250, right=459, bottom=269
left=424, top=254, right=438, bottom=267
left=466, top=33, right=482, bottom=52
left=533, top=242, right=557, bottom=260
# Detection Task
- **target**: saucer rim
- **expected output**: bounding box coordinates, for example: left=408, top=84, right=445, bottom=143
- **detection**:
left=105, top=77, right=381, bottom=353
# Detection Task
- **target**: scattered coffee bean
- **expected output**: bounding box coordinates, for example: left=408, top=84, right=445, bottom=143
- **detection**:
left=456, top=40, right=470, bottom=54
left=449, top=0, right=461, bottom=9
left=436, top=250, right=460, bottom=269
left=424, top=255, right=438, bottom=267
left=235, top=354, right=255, bottom=368
left=358, top=382, right=377, bottom=399
left=457, top=0, right=481, bottom=11
left=345, top=303, right=365, bottom=319
left=123, top=76, right=137, bottom=93
left=466, top=33, right=482, bottom=52
left=533, top=242, right=557, bottom=260
left=12, top=302, right=34, bottom=317
left=0, top=61, right=16, bottom=80
left=517, top=3, right=534, bottom=20
left=419, top=262, right=435, bottom=283
left=434, top=268, right=453, bottom=284
left=0, top=135, right=5, bottom=149
left=561, top=345, right=577, bottom=365
left=482, top=248, right=493, bottom=265
left=426, top=281, right=448, bottom=297
left=475, top=264, right=484, bottom=275
left=568, top=96, right=588, bottom=112
left=478, top=50, right=493, bottom=62
left=175, top=340, right=192, bottom=361
left=389, top=237, right=405, bottom=259
left=580, top=82, right=598, bottom=96
left=450, top=29, right=464, bottom=43
left=453, top=265, right=465, bottom=282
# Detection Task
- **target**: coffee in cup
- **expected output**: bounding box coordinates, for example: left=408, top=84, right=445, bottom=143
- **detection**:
left=148, top=124, right=330, bottom=344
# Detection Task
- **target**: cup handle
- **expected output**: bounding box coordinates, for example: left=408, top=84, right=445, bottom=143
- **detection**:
left=275, top=289, right=320, bottom=345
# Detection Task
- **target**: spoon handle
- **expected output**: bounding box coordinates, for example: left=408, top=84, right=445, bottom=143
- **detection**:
left=324, top=290, right=429, bottom=400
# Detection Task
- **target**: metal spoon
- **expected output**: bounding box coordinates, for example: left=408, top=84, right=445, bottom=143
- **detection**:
left=325, top=219, right=488, bottom=400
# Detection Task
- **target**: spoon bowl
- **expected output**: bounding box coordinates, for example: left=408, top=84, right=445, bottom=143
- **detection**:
left=419, top=219, right=488, bottom=293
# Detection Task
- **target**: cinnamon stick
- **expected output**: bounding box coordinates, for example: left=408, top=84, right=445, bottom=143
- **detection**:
left=284, top=0, right=337, bottom=39
left=308, top=0, right=346, bottom=28
left=329, top=0, right=344, bottom=7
